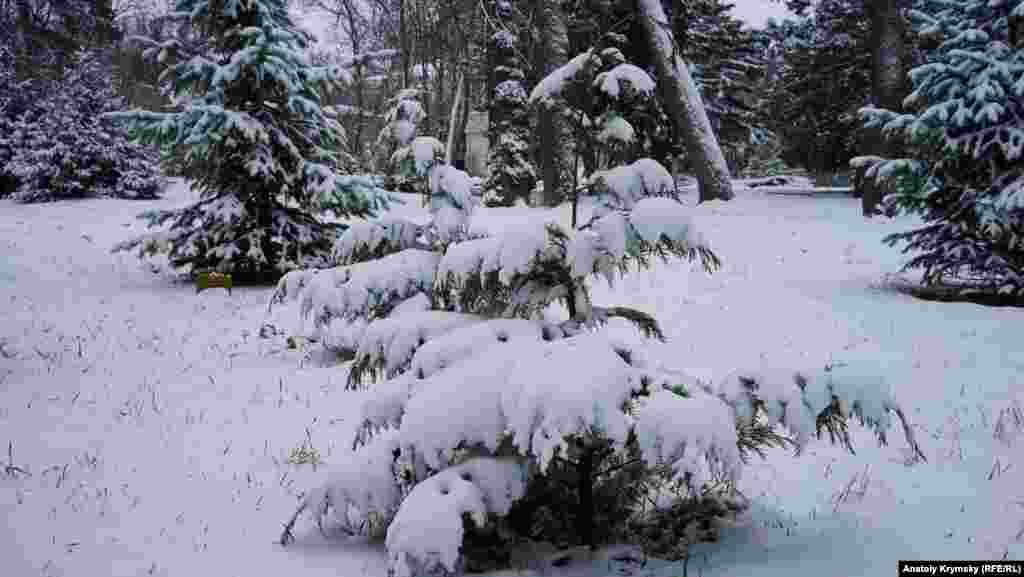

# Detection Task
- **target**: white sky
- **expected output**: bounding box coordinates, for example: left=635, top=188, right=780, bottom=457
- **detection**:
left=292, top=0, right=799, bottom=49
left=728, top=0, right=798, bottom=29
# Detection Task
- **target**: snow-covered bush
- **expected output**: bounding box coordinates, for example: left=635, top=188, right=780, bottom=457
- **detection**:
left=272, top=34, right=926, bottom=572
left=273, top=151, right=927, bottom=574
left=2, top=49, right=164, bottom=202
left=108, top=0, right=391, bottom=281
left=857, top=0, right=1024, bottom=297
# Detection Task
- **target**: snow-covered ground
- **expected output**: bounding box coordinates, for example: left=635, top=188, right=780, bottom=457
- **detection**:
left=1, top=180, right=1021, bottom=577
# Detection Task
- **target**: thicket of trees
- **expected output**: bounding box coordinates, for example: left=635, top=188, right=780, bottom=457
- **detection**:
left=4, top=0, right=1022, bottom=571
left=0, top=0, right=163, bottom=201
left=270, top=30, right=925, bottom=571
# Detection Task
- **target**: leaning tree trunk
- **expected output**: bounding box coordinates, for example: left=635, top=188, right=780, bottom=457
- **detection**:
left=860, top=0, right=906, bottom=217
left=634, top=0, right=733, bottom=202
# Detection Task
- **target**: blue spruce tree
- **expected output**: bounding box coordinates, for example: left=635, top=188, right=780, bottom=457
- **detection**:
left=859, top=0, right=1024, bottom=298
left=109, top=0, right=390, bottom=282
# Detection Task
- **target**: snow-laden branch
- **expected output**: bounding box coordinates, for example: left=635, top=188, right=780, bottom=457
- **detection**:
left=280, top=249, right=440, bottom=333
left=707, top=364, right=926, bottom=461
left=332, top=218, right=426, bottom=266
left=348, top=311, right=483, bottom=387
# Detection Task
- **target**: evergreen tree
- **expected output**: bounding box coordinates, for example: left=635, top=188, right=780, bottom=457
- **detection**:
left=529, top=33, right=667, bottom=227
left=3, top=0, right=116, bottom=78
left=0, top=44, right=25, bottom=197
left=481, top=0, right=538, bottom=207
left=859, top=0, right=1024, bottom=297
left=3, top=49, right=164, bottom=203
left=108, top=0, right=391, bottom=282
left=668, top=0, right=766, bottom=174
left=375, top=88, right=446, bottom=193
left=764, top=5, right=871, bottom=185
left=271, top=48, right=925, bottom=574
left=558, top=0, right=736, bottom=201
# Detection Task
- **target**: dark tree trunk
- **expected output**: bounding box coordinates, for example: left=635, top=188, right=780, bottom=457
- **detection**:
left=399, top=0, right=410, bottom=87
left=538, top=106, right=561, bottom=206
left=533, top=0, right=568, bottom=207
left=861, top=0, right=906, bottom=217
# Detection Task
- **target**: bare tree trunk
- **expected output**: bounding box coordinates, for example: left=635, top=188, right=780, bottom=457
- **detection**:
left=634, top=0, right=733, bottom=203
left=861, top=0, right=905, bottom=217
left=537, top=106, right=559, bottom=205
left=445, top=72, right=465, bottom=164
left=534, top=0, right=568, bottom=207
left=399, top=0, right=410, bottom=87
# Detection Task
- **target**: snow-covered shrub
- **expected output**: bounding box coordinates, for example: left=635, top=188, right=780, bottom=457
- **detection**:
left=273, top=38, right=926, bottom=572
left=108, top=0, right=391, bottom=281
left=4, top=49, right=164, bottom=203
left=273, top=149, right=927, bottom=574
left=857, top=0, right=1024, bottom=297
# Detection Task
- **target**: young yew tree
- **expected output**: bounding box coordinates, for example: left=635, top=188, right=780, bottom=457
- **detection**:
left=270, top=47, right=926, bottom=576
left=857, top=0, right=1024, bottom=297
left=109, top=0, right=390, bottom=281
left=375, top=88, right=445, bottom=194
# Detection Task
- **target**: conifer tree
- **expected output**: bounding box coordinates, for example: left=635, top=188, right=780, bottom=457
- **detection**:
left=4, top=49, right=163, bottom=203
left=481, top=0, right=538, bottom=207
left=668, top=0, right=765, bottom=173
left=108, top=0, right=391, bottom=281
left=0, top=44, right=26, bottom=197
left=858, top=0, right=1024, bottom=297
left=375, top=88, right=445, bottom=193
left=764, top=6, right=871, bottom=185
left=271, top=41, right=925, bottom=574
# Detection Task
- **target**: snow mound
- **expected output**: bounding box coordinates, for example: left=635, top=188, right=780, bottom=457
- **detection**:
left=630, top=197, right=706, bottom=248
left=633, top=388, right=743, bottom=490
left=303, top=428, right=404, bottom=536
left=399, top=333, right=640, bottom=474
left=408, top=318, right=549, bottom=380
left=385, top=457, right=529, bottom=577
left=321, top=316, right=368, bottom=352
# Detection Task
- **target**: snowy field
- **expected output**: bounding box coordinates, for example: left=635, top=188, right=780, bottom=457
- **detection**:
left=1, top=179, right=1022, bottom=577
